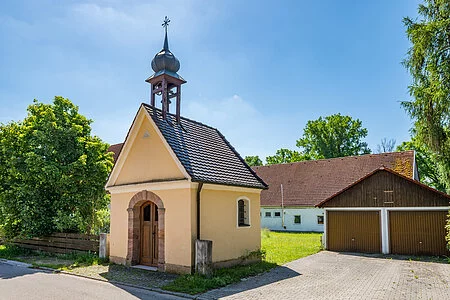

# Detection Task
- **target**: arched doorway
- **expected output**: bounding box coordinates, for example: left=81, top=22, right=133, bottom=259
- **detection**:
left=127, top=190, right=165, bottom=271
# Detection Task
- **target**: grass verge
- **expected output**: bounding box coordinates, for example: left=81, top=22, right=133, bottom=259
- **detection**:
left=163, top=261, right=276, bottom=295
left=0, top=244, right=32, bottom=259
left=0, top=244, right=107, bottom=270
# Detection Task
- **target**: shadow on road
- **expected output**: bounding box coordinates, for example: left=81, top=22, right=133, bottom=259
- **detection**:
left=98, top=264, right=177, bottom=288
left=0, top=262, right=44, bottom=279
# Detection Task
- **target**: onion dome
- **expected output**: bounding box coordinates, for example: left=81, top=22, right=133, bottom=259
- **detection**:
left=151, top=18, right=180, bottom=73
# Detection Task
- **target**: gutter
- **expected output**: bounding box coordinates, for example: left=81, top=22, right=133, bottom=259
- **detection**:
left=196, top=182, right=203, bottom=239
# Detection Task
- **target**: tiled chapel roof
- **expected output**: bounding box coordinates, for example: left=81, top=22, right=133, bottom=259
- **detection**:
left=108, top=104, right=267, bottom=190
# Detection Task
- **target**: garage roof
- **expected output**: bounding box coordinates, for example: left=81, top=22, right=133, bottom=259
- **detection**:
left=317, top=167, right=450, bottom=207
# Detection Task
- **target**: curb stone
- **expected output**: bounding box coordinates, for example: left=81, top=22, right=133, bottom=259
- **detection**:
left=33, top=266, right=61, bottom=273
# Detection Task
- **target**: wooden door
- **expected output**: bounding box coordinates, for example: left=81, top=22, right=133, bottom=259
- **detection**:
left=327, top=210, right=381, bottom=253
left=140, top=202, right=159, bottom=266
left=389, top=210, right=449, bottom=256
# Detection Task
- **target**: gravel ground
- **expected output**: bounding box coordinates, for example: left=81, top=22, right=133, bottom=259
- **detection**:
left=66, top=264, right=179, bottom=288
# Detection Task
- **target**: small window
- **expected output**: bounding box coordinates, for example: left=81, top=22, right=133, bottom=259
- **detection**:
left=317, top=215, right=324, bottom=224
left=238, top=199, right=250, bottom=227
left=143, top=204, right=151, bottom=222
left=274, top=212, right=281, bottom=217
left=294, top=215, right=301, bottom=224
left=265, top=212, right=271, bottom=217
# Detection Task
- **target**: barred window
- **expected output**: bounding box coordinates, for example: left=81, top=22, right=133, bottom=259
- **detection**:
left=238, top=199, right=250, bottom=227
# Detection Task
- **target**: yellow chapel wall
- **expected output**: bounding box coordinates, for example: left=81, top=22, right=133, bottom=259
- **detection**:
left=108, top=109, right=196, bottom=273
left=109, top=188, right=195, bottom=272
left=114, top=113, right=185, bottom=186
left=199, top=188, right=262, bottom=263
left=108, top=109, right=262, bottom=272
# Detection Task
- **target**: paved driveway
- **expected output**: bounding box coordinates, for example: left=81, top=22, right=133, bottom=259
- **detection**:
left=200, top=251, right=450, bottom=300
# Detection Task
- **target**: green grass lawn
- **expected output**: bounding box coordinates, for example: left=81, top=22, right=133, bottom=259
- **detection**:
left=0, top=244, right=106, bottom=269
left=262, top=230, right=323, bottom=265
left=163, top=230, right=323, bottom=294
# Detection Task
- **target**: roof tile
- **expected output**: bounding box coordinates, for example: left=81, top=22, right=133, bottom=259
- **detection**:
left=108, top=104, right=267, bottom=190
left=252, top=151, right=415, bottom=206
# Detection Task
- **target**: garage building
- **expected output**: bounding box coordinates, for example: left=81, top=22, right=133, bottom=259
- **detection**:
left=318, top=167, right=450, bottom=256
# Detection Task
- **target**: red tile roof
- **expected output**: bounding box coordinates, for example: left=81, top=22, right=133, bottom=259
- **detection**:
left=108, top=143, right=123, bottom=162
left=252, top=151, right=415, bottom=207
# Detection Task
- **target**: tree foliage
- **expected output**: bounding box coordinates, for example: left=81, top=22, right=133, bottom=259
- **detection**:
left=402, top=0, right=450, bottom=246
left=0, top=97, right=113, bottom=238
left=265, top=148, right=310, bottom=165
left=402, top=0, right=450, bottom=189
left=296, top=114, right=371, bottom=159
left=244, top=156, right=263, bottom=167
left=397, top=138, right=446, bottom=192
left=376, top=138, right=396, bottom=153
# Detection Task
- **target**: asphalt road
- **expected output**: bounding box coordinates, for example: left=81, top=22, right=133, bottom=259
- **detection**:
left=0, top=261, right=186, bottom=300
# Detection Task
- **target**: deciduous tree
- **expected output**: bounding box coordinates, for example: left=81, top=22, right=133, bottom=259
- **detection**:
left=265, top=148, right=310, bottom=165
left=296, top=114, right=370, bottom=159
left=244, top=156, right=263, bottom=167
left=376, top=138, right=396, bottom=153
left=0, top=97, right=113, bottom=238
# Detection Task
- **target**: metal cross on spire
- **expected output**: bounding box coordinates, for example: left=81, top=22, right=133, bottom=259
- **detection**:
left=162, top=16, right=170, bottom=31
left=162, top=16, right=170, bottom=50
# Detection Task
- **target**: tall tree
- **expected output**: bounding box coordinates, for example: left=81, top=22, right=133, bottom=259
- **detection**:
left=265, top=148, right=310, bottom=165
left=376, top=138, right=396, bottom=153
left=0, top=97, right=113, bottom=238
left=402, top=0, right=450, bottom=246
left=296, top=114, right=371, bottom=159
left=244, top=155, right=263, bottom=167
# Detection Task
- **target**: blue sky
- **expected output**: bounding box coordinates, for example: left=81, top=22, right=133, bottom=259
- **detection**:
left=0, top=0, right=421, bottom=161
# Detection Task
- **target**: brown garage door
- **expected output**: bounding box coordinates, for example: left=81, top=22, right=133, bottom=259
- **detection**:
left=327, top=211, right=381, bottom=253
left=389, top=210, right=449, bottom=256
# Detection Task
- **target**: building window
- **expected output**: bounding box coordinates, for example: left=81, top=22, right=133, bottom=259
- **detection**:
left=274, top=212, right=281, bottom=217
left=294, top=215, right=301, bottom=224
left=238, top=199, right=250, bottom=227
left=265, top=212, right=271, bottom=217
left=317, top=215, right=324, bottom=224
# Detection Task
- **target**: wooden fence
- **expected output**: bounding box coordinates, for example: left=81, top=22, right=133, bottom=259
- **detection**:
left=13, top=233, right=99, bottom=254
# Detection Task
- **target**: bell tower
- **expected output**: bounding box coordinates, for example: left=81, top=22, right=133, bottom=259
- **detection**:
left=146, top=16, right=186, bottom=122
